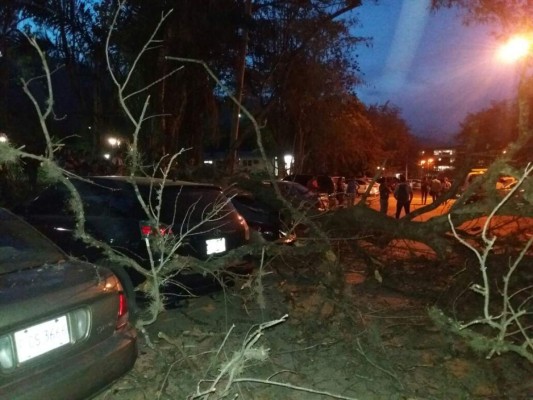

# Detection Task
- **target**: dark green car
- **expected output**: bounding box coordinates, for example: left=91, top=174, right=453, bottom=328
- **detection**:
left=0, top=208, right=137, bottom=399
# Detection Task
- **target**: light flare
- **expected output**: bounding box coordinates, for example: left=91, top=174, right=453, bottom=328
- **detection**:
left=497, top=35, right=531, bottom=63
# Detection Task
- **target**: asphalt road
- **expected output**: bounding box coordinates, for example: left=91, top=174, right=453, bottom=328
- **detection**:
left=361, top=190, right=454, bottom=221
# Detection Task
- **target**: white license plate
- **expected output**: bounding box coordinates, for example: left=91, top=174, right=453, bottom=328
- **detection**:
left=14, top=316, right=70, bottom=363
left=206, top=238, right=226, bottom=255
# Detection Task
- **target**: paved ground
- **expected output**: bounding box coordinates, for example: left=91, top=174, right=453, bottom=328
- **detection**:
left=357, top=190, right=453, bottom=220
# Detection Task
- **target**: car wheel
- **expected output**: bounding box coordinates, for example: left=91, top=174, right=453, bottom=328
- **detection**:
left=95, top=259, right=138, bottom=320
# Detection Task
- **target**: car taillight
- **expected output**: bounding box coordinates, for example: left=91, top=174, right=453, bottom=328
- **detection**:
left=116, top=291, right=128, bottom=329
left=0, top=335, right=15, bottom=370
left=238, top=214, right=250, bottom=241
left=139, top=221, right=173, bottom=237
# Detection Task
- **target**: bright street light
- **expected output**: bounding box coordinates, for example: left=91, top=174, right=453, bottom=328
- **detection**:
left=497, top=35, right=531, bottom=63
left=107, top=137, right=121, bottom=147
left=0, top=133, right=7, bottom=143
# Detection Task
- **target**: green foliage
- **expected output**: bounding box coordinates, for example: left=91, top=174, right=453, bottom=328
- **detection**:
left=431, top=0, right=533, bottom=29
left=0, top=143, right=19, bottom=164
left=456, top=100, right=518, bottom=151
left=2, top=0, right=414, bottom=176
left=38, top=159, right=64, bottom=184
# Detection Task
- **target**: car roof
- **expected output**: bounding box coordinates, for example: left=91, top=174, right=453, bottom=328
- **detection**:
left=87, top=176, right=220, bottom=190
left=277, top=180, right=305, bottom=187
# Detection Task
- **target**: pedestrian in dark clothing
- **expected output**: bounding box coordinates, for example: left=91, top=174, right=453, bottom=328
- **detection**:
left=421, top=177, right=429, bottom=205
left=346, top=178, right=358, bottom=206
left=394, top=175, right=413, bottom=218
left=334, top=177, right=346, bottom=207
left=379, top=178, right=391, bottom=214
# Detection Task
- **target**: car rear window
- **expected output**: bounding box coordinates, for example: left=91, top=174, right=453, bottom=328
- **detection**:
left=146, top=186, right=237, bottom=224
left=104, top=183, right=236, bottom=224
left=0, top=210, right=63, bottom=273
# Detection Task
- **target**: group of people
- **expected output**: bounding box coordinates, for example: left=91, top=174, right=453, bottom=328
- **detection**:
left=307, top=176, right=360, bottom=208
left=307, top=174, right=453, bottom=217
left=58, top=149, right=127, bottom=176
left=378, top=175, right=413, bottom=219
left=420, top=176, right=451, bottom=205
left=335, top=177, right=360, bottom=207
left=378, top=175, right=452, bottom=219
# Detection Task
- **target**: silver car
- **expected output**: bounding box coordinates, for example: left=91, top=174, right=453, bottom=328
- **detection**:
left=0, top=208, right=137, bottom=399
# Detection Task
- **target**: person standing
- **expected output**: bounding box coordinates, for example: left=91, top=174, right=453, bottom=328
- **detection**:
left=379, top=178, right=391, bottom=214
left=430, top=176, right=442, bottom=203
left=420, top=177, right=429, bottom=205
left=335, top=177, right=346, bottom=207
left=394, top=175, right=413, bottom=218
left=307, top=176, right=318, bottom=192
left=346, top=178, right=358, bottom=206
left=442, top=177, right=452, bottom=204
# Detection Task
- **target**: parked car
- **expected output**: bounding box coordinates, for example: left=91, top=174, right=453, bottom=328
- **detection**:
left=408, top=179, right=422, bottom=190
left=230, top=191, right=296, bottom=244
left=260, top=179, right=331, bottom=211
left=15, top=176, right=253, bottom=309
left=0, top=207, right=137, bottom=400
left=460, top=169, right=487, bottom=194
left=459, top=169, right=519, bottom=203
left=464, top=175, right=525, bottom=204
left=355, top=178, right=379, bottom=196
left=283, top=174, right=335, bottom=194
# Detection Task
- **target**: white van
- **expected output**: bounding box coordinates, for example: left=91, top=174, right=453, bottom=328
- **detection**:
left=461, top=169, right=487, bottom=193
left=460, top=168, right=517, bottom=201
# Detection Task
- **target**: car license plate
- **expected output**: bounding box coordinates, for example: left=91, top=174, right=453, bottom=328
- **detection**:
left=206, top=238, right=226, bottom=255
left=14, top=316, right=70, bottom=363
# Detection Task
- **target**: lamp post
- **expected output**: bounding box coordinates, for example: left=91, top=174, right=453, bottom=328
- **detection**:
left=420, top=158, right=434, bottom=177
left=497, top=34, right=531, bottom=157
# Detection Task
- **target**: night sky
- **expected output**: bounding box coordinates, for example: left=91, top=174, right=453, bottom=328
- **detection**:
left=354, top=0, right=518, bottom=142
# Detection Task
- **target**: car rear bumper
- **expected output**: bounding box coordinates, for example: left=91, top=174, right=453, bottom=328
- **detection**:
left=0, top=326, right=137, bottom=400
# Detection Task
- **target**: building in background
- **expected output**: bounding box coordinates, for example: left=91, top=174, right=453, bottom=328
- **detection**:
left=418, top=148, right=456, bottom=177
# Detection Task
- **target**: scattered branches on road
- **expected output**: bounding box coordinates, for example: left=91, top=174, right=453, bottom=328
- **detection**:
left=433, top=163, right=533, bottom=363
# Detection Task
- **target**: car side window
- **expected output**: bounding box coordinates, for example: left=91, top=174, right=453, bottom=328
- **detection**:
left=26, top=186, right=69, bottom=215
left=75, top=181, right=111, bottom=217
left=108, top=188, right=145, bottom=219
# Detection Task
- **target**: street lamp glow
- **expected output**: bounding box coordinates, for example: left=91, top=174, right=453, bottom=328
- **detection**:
left=0, top=133, right=7, bottom=143
left=497, top=35, right=531, bottom=63
left=107, top=137, right=121, bottom=147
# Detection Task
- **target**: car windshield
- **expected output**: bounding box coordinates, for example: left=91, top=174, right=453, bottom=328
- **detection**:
left=0, top=209, right=64, bottom=273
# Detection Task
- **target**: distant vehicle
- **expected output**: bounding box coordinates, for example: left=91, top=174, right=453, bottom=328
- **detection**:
left=283, top=174, right=335, bottom=194
left=15, top=176, right=254, bottom=309
left=459, top=169, right=519, bottom=203
left=355, top=178, right=379, bottom=196
left=230, top=191, right=296, bottom=244
left=0, top=208, right=137, bottom=399
left=460, top=169, right=487, bottom=193
left=408, top=179, right=421, bottom=190
left=263, top=180, right=326, bottom=210
left=497, top=177, right=529, bottom=206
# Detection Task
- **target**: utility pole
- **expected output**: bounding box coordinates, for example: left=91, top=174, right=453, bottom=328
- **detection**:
left=228, top=0, right=252, bottom=174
